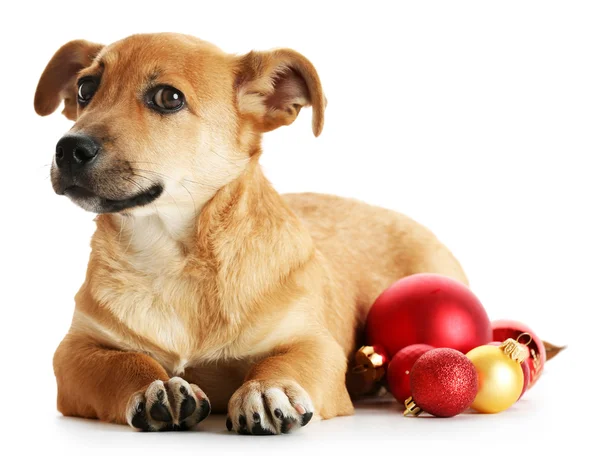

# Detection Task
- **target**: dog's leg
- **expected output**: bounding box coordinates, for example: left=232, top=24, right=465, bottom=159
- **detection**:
left=227, top=337, right=353, bottom=435
left=54, top=334, right=211, bottom=431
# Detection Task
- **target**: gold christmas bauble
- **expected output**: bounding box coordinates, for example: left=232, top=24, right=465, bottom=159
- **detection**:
left=466, top=344, right=524, bottom=413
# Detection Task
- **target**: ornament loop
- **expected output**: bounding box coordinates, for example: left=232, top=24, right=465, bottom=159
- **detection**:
left=516, top=332, right=532, bottom=346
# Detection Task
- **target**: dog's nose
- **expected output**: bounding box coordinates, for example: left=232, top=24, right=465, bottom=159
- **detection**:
left=55, top=134, right=100, bottom=169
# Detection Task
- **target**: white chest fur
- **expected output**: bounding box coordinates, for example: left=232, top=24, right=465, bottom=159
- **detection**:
left=90, top=212, right=205, bottom=374
left=84, top=206, right=312, bottom=376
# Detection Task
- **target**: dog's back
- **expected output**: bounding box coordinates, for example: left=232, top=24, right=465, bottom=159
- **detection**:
left=285, top=192, right=467, bottom=348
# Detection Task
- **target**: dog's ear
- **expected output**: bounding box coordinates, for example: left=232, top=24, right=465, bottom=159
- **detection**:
left=235, top=49, right=326, bottom=137
left=34, top=40, right=104, bottom=121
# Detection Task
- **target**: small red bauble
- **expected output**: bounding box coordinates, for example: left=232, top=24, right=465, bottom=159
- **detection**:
left=386, top=344, right=434, bottom=404
left=491, top=320, right=546, bottom=389
left=366, top=273, right=492, bottom=356
left=406, top=348, right=478, bottom=417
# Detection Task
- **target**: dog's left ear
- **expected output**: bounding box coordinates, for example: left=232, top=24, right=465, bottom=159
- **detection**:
left=235, top=49, right=326, bottom=137
left=34, top=40, right=104, bottom=121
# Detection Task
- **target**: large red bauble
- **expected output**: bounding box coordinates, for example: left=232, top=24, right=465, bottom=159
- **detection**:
left=491, top=320, right=546, bottom=389
left=366, top=274, right=492, bottom=356
left=386, top=344, right=434, bottom=404
left=409, top=348, right=478, bottom=417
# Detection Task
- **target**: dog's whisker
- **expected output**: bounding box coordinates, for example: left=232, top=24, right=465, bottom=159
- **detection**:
left=130, top=168, right=222, bottom=191
left=179, top=181, right=197, bottom=215
left=128, top=168, right=176, bottom=182
left=131, top=167, right=219, bottom=196
left=126, top=160, right=166, bottom=166
left=129, top=172, right=154, bottom=187
left=118, top=211, right=124, bottom=244
left=123, top=215, right=135, bottom=255
left=122, top=176, right=147, bottom=196
left=213, top=150, right=251, bottom=169
left=181, top=177, right=222, bottom=191
left=127, top=159, right=250, bottom=189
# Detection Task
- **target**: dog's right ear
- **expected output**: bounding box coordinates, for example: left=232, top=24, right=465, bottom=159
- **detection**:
left=34, top=40, right=104, bottom=121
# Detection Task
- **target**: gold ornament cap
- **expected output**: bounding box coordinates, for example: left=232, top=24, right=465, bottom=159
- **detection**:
left=347, top=345, right=389, bottom=397
left=499, top=337, right=529, bottom=363
left=352, top=345, right=388, bottom=382
left=403, top=396, right=423, bottom=416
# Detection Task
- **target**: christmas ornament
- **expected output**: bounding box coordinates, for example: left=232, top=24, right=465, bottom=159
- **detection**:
left=404, top=348, right=478, bottom=417
left=488, top=338, right=530, bottom=399
left=491, top=320, right=546, bottom=388
left=346, top=345, right=388, bottom=397
left=467, top=338, right=526, bottom=413
left=366, top=273, right=492, bottom=356
left=386, top=344, right=434, bottom=404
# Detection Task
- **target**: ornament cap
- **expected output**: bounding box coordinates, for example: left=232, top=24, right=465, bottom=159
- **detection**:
left=500, top=337, right=528, bottom=363
left=403, top=396, right=423, bottom=416
left=352, top=345, right=388, bottom=380
left=347, top=345, right=389, bottom=397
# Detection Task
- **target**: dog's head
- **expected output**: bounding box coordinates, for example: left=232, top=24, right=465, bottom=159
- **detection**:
left=34, top=33, right=325, bottom=214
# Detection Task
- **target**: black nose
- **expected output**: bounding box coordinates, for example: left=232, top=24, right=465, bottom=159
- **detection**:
left=55, top=134, right=100, bottom=170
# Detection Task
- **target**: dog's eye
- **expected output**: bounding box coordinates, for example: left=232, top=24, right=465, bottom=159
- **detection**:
left=149, top=86, right=185, bottom=112
left=77, top=79, right=98, bottom=105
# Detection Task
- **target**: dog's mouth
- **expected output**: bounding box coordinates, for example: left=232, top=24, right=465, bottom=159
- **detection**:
left=64, top=184, right=163, bottom=213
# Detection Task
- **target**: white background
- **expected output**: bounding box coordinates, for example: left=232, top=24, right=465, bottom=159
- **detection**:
left=0, top=0, right=598, bottom=453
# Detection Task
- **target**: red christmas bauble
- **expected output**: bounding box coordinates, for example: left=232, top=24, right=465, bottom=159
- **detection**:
left=407, top=348, right=478, bottom=417
left=491, top=320, right=546, bottom=389
left=488, top=341, right=530, bottom=399
left=366, top=274, right=492, bottom=356
left=387, top=344, right=434, bottom=404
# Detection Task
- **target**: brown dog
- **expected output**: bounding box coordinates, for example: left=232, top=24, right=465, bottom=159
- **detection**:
left=34, top=33, right=467, bottom=434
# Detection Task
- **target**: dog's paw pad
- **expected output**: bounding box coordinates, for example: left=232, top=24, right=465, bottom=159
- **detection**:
left=126, top=377, right=210, bottom=432
left=227, top=380, right=314, bottom=435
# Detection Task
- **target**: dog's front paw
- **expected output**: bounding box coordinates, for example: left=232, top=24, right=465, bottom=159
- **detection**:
left=227, top=379, right=314, bottom=435
left=126, top=377, right=210, bottom=431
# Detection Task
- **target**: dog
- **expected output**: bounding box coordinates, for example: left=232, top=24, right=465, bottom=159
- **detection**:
left=34, top=33, right=467, bottom=434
